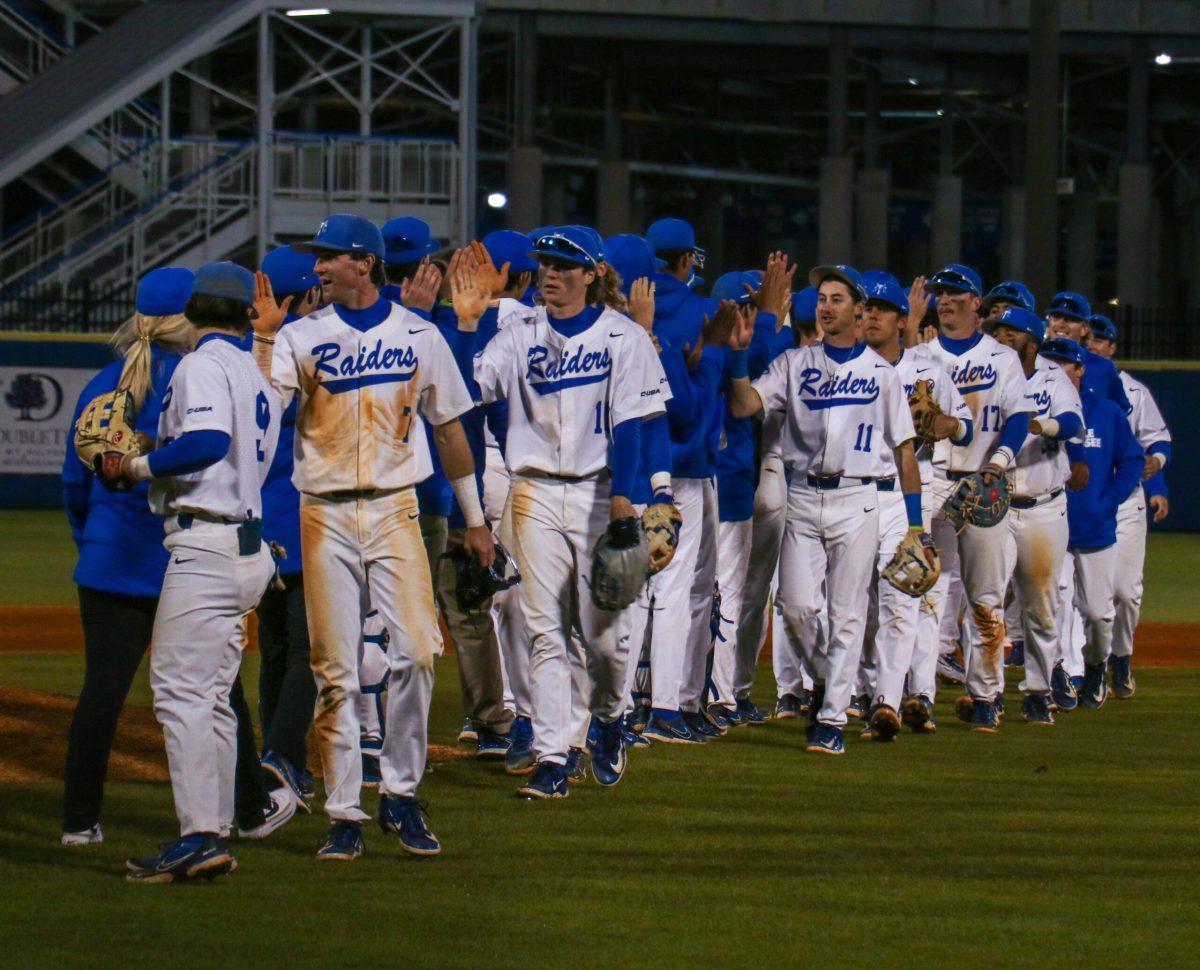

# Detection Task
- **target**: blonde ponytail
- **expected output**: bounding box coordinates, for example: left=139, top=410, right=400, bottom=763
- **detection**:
left=110, top=311, right=193, bottom=409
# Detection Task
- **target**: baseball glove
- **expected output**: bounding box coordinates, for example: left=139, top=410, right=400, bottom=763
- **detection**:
left=942, top=469, right=1012, bottom=532
left=590, top=517, right=650, bottom=612
left=74, top=388, right=150, bottom=490
left=641, top=499, right=683, bottom=574
left=908, top=379, right=944, bottom=448
left=882, top=529, right=941, bottom=597
left=442, top=540, right=521, bottom=613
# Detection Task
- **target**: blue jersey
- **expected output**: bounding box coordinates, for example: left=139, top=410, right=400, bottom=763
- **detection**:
left=1081, top=349, right=1131, bottom=415
left=61, top=346, right=183, bottom=597
left=1066, top=389, right=1143, bottom=549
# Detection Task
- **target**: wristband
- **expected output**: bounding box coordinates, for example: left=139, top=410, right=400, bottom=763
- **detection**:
left=127, top=454, right=153, bottom=482
left=729, top=349, right=749, bottom=379
left=449, top=474, right=485, bottom=528
left=904, top=491, right=923, bottom=530
left=252, top=334, right=275, bottom=345
left=952, top=419, right=968, bottom=443
left=1037, top=417, right=1060, bottom=437
left=650, top=472, right=672, bottom=495
left=987, top=447, right=1014, bottom=470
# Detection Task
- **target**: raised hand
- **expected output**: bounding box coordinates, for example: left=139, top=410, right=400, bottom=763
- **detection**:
left=401, top=257, right=441, bottom=313
left=252, top=271, right=292, bottom=338
left=628, top=277, right=656, bottom=331
left=467, top=239, right=511, bottom=298
left=727, top=302, right=757, bottom=351
left=450, top=258, right=491, bottom=332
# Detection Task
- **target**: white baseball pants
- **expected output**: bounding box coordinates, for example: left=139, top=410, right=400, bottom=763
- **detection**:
left=710, top=518, right=753, bottom=707
left=868, top=490, right=923, bottom=712
left=913, top=476, right=959, bottom=701
left=1113, top=487, right=1148, bottom=659
left=302, top=487, right=441, bottom=820
left=777, top=480, right=879, bottom=728
left=357, top=610, right=389, bottom=741
left=958, top=496, right=1015, bottom=701
left=151, top=521, right=274, bottom=836
left=1071, top=544, right=1119, bottom=666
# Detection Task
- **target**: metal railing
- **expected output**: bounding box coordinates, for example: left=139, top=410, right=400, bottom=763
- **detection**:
left=272, top=133, right=456, bottom=205
left=1116, top=307, right=1200, bottom=361
left=0, top=279, right=134, bottom=332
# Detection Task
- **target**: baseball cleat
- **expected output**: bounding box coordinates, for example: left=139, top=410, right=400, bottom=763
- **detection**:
left=846, top=693, right=871, bottom=720
left=239, top=787, right=297, bottom=840
left=805, top=723, right=845, bottom=755
left=628, top=705, right=650, bottom=735
left=735, top=697, right=768, bottom=726
left=1070, top=674, right=1085, bottom=691
left=867, top=704, right=901, bottom=741
left=774, top=694, right=802, bottom=720
left=565, top=747, right=589, bottom=782
left=1005, top=640, right=1026, bottom=667
left=261, top=750, right=312, bottom=814
left=517, top=762, right=569, bottom=800
left=954, top=695, right=974, bottom=723
left=642, top=708, right=700, bottom=744
left=1050, top=662, right=1078, bottom=711
left=379, top=795, right=440, bottom=857
left=969, top=698, right=999, bottom=733
left=902, top=696, right=936, bottom=734
left=621, top=713, right=652, bottom=749
left=317, top=821, right=364, bottom=861
left=1080, top=662, right=1109, bottom=709
left=475, top=727, right=511, bottom=759
left=1109, top=655, right=1136, bottom=699
left=1021, top=692, right=1055, bottom=726
left=705, top=705, right=733, bottom=732
left=798, top=689, right=813, bottom=716
left=126, top=833, right=233, bottom=884
left=590, top=717, right=626, bottom=787
left=457, top=717, right=478, bottom=744
left=936, top=653, right=967, bottom=685
left=504, top=716, right=536, bottom=774
left=806, top=685, right=827, bottom=725
left=361, top=752, right=382, bottom=789
left=994, top=693, right=1006, bottom=721
left=61, top=824, right=103, bottom=846
left=683, top=710, right=722, bottom=740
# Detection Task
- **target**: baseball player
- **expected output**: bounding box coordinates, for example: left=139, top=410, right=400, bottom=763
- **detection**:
left=989, top=310, right=1085, bottom=726
left=1042, top=338, right=1144, bottom=708
left=108, top=262, right=280, bottom=882
left=858, top=272, right=972, bottom=738
left=1044, top=292, right=1131, bottom=413
left=918, top=264, right=1034, bottom=732
left=474, top=225, right=672, bottom=798
left=725, top=264, right=924, bottom=756
left=1086, top=315, right=1171, bottom=696
left=981, top=281, right=1036, bottom=321
left=252, top=214, right=491, bottom=859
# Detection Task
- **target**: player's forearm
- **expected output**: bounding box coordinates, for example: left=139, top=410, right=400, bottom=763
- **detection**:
left=988, top=411, right=1030, bottom=468
left=433, top=419, right=485, bottom=527
left=726, top=373, right=763, bottom=419
left=640, top=413, right=673, bottom=496
left=251, top=334, right=275, bottom=382
left=128, top=429, right=231, bottom=481
left=1147, top=440, right=1170, bottom=470
left=895, top=442, right=924, bottom=528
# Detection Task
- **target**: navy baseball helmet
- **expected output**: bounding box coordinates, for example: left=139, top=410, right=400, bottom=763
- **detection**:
left=296, top=214, right=385, bottom=260
left=1088, top=313, right=1118, bottom=342
left=711, top=270, right=758, bottom=305
left=928, top=262, right=983, bottom=297
left=992, top=306, right=1045, bottom=342
left=1047, top=291, right=1091, bottom=321
left=136, top=267, right=194, bottom=316
left=261, top=245, right=319, bottom=296
left=1039, top=336, right=1087, bottom=366
left=530, top=225, right=603, bottom=268
left=983, top=280, right=1036, bottom=314
left=808, top=263, right=866, bottom=301
left=861, top=270, right=909, bottom=314
left=604, top=234, right=656, bottom=294
left=481, top=229, right=539, bottom=274
left=381, top=216, right=440, bottom=264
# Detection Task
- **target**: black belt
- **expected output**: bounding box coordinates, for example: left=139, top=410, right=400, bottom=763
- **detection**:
left=1010, top=488, right=1063, bottom=510
left=177, top=512, right=263, bottom=556
left=876, top=477, right=896, bottom=492
left=326, top=488, right=381, bottom=500
left=806, top=474, right=875, bottom=490
left=947, top=470, right=974, bottom=481
left=177, top=511, right=236, bottom=528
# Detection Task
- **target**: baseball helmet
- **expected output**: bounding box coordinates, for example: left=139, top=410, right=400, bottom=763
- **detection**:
left=982, top=280, right=1036, bottom=315
left=442, top=541, right=520, bottom=613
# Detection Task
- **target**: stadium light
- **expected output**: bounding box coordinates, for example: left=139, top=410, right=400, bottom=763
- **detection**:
left=286, top=8, right=331, bottom=16
left=487, top=191, right=508, bottom=209
left=907, top=77, right=919, bottom=86
left=1155, top=52, right=1172, bottom=66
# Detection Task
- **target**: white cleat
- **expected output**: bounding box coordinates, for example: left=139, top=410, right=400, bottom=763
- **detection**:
left=61, top=824, right=103, bottom=846
left=238, top=787, right=298, bottom=840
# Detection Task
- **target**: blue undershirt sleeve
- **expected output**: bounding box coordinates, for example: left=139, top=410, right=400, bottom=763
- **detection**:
left=997, top=412, right=1030, bottom=455
left=484, top=399, right=508, bottom=460
left=1051, top=411, right=1082, bottom=441
left=640, top=413, right=671, bottom=477
left=147, top=430, right=231, bottom=478
left=610, top=417, right=641, bottom=500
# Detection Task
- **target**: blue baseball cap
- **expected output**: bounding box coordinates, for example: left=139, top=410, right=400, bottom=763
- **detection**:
left=261, top=246, right=319, bottom=296
left=792, top=285, right=818, bottom=322
left=1040, top=336, right=1087, bottom=366
left=983, top=280, right=1035, bottom=314
left=381, top=216, right=440, bottom=264
left=482, top=229, right=539, bottom=274
left=861, top=270, right=909, bottom=314
left=604, top=234, right=657, bottom=294
left=808, top=263, right=867, bottom=301
left=530, top=225, right=603, bottom=269
left=136, top=267, right=193, bottom=316
left=527, top=225, right=557, bottom=243
left=646, top=217, right=705, bottom=263
left=1088, top=313, right=1118, bottom=342
left=712, top=270, right=758, bottom=305
left=192, top=261, right=255, bottom=308
left=928, top=263, right=983, bottom=297
left=1047, top=291, right=1091, bottom=321
left=296, top=214, right=385, bottom=260
left=993, top=306, right=1045, bottom=342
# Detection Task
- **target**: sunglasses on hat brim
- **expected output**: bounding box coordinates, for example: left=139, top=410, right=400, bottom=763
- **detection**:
left=531, top=234, right=596, bottom=268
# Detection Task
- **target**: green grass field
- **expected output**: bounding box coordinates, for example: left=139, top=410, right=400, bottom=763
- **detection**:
left=1, top=511, right=1198, bottom=965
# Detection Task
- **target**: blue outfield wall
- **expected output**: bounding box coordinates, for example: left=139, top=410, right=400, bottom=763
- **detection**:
left=0, top=335, right=1194, bottom=531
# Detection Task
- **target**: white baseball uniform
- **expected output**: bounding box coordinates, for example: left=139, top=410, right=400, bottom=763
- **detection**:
left=148, top=333, right=279, bottom=837
left=920, top=332, right=1034, bottom=702
left=270, top=301, right=473, bottom=821
left=474, top=304, right=670, bottom=766
left=752, top=341, right=916, bottom=729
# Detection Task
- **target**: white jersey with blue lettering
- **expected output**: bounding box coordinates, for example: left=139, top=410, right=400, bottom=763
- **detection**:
left=150, top=333, right=279, bottom=520
left=269, top=302, right=473, bottom=495
left=1012, top=357, right=1084, bottom=497
left=922, top=331, right=1032, bottom=473
left=751, top=342, right=915, bottom=479
left=473, top=305, right=670, bottom=478
left=1119, top=370, right=1171, bottom=453
left=881, top=344, right=972, bottom=483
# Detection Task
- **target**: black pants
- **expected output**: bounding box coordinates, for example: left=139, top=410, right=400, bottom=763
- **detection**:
left=64, top=586, right=270, bottom=832
left=256, top=571, right=315, bottom=770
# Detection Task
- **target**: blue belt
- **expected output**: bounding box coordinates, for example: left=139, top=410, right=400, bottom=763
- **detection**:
left=806, top=474, right=875, bottom=490
left=177, top=512, right=263, bottom=555
left=1010, top=487, right=1063, bottom=510
left=875, top=477, right=897, bottom=492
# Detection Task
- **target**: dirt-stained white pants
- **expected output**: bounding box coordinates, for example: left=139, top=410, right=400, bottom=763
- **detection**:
left=1070, top=543, right=1119, bottom=666
left=711, top=518, right=753, bottom=707
left=1113, top=487, right=1148, bottom=659
left=302, top=487, right=441, bottom=820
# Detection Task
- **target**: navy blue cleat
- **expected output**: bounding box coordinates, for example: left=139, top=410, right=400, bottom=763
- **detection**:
left=683, top=710, right=722, bottom=740
left=642, top=708, right=699, bottom=744
left=126, top=833, right=233, bottom=884
left=475, top=727, right=511, bottom=759
left=621, top=713, right=651, bottom=749
left=1021, top=692, right=1055, bottom=725
left=969, top=698, right=999, bottom=733
left=774, top=694, right=802, bottom=720
left=1080, top=662, right=1109, bottom=709
left=317, top=820, right=364, bottom=861
left=517, top=762, right=569, bottom=800
left=261, top=749, right=312, bottom=814
left=1051, top=662, right=1079, bottom=711
left=994, top=693, right=1006, bottom=721
left=1006, top=639, right=1026, bottom=666
left=735, top=697, right=768, bottom=726
left=805, top=723, right=845, bottom=755
left=457, top=717, right=478, bottom=744
left=936, top=652, right=966, bottom=684
left=379, top=794, right=440, bottom=857
left=504, top=716, right=536, bottom=775
left=706, top=705, right=733, bottom=731
left=846, top=693, right=870, bottom=720
left=590, top=718, right=627, bottom=787
left=565, top=747, right=588, bottom=782
left=1109, top=655, right=1136, bottom=699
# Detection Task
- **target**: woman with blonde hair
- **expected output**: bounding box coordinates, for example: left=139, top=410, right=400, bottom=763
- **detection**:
left=59, top=267, right=194, bottom=845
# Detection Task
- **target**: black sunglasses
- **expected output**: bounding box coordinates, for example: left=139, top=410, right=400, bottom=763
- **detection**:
left=533, top=234, right=596, bottom=267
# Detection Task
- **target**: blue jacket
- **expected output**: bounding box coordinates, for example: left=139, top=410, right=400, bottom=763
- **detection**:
left=61, top=346, right=184, bottom=597
left=1082, top=350, right=1131, bottom=415
left=1066, top=389, right=1144, bottom=549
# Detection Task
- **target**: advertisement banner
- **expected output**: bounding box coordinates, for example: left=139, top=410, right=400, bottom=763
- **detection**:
left=0, top=366, right=96, bottom=474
